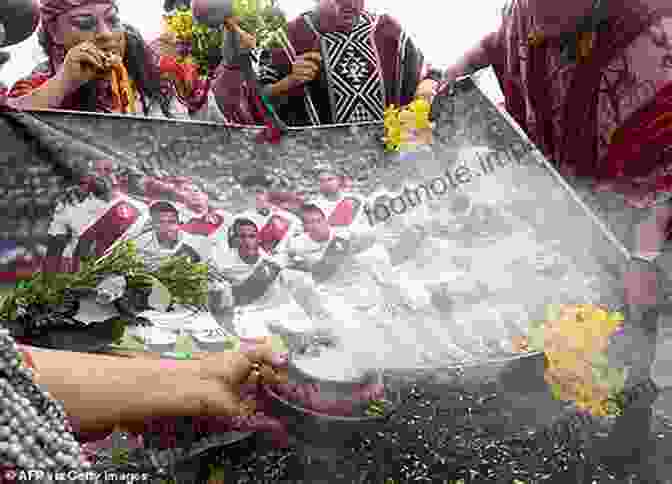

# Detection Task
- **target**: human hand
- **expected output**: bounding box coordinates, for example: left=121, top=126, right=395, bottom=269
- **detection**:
left=288, top=51, right=321, bottom=87
left=195, top=337, right=289, bottom=417
left=60, top=41, right=122, bottom=87
left=415, top=78, right=438, bottom=102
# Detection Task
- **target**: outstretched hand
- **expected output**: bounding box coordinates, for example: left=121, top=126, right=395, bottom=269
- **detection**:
left=195, top=337, right=289, bottom=417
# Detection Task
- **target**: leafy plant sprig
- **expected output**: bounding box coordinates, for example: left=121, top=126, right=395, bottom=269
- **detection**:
left=0, top=239, right=210, bottom=324
left=165, top=0, right=288, bottom=77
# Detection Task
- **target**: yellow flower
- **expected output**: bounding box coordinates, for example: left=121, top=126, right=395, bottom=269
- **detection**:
left=409, top=98, right=431, bottom=130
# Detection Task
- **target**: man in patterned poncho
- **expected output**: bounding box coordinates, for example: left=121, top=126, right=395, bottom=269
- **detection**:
left=255, top=0, right=440, bottom=126
left=214, top=0, right=441, bottom=126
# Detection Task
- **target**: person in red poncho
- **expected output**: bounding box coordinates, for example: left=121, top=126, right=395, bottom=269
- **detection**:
left=6, top=0, right=228, bottom=121
left=439, top=0, right=672, bottom=473
left=211, top=0, right=440, bottom=127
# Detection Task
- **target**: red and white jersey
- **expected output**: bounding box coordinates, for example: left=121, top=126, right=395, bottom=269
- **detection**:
left=233, top=207, right=303, bottom=262
left=180, top=209, right=230, bottom=239
left=311, top=193, right=365, bottom=228
left=209, top=247, right=315, bottom=338
left=49, top=192, right=150, bottom=259
left=134, top=230, right=205, bottom=264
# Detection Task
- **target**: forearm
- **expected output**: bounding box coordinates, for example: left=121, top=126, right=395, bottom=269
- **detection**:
left=445, top=30, right=500, bottom=80
left=29, top=347, right=204, bottom=434
left=8, top=71, right=78, bottom=110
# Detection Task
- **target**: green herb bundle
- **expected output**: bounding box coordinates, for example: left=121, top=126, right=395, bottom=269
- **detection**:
left=0, top=239, right=209, bottom=325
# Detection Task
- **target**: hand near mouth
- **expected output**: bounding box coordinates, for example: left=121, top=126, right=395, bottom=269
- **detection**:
left=61, top=41, right=124, bottom=86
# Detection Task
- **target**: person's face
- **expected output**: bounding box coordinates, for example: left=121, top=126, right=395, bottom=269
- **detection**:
left=318, top=0, right=365, bottom=32
left=528, top=0, right=594, bottom=38
left=155, top=211, right=179, bottom=242
left=303, top=210, right=330, bottom=241
left=238, top=224, right=259, bottom=258
left=50, top=3, right=126, bottom=58
left=180, top=184, right=209, bottom=214
left=319, top=173, right=341, bottom=194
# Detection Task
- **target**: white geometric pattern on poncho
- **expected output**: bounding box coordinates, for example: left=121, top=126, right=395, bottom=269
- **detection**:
left=321, top=13, right=385, bottom=124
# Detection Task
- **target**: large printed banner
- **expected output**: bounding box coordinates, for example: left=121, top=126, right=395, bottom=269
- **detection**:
left=0, top=77, right=629, bottom=371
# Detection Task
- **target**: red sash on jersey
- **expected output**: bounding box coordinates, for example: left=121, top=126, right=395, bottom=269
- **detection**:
left=76, top=200, right=140, bottom=258
left=258, top=215, right=290, bottom=253
left=181, top=212, right=225, bottom=237
left=328, top=197, right=361, bottom=227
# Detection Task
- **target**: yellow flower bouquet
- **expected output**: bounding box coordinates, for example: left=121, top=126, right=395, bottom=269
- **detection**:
left=513, top=304, right=628, bottom=417
left=164, top=0, right=287, bottom=78
left=383, top=98, right=433, bottom=152
left=164, top=7, right=223, bottom=77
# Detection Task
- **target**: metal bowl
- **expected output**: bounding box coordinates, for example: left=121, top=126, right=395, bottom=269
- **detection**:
left=264, top=355, right=402, bottom=449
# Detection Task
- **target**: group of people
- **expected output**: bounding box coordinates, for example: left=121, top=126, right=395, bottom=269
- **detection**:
left=1, top=0, right=440, bottom=128
left=0, top=0, right=669, bottom=475
left=44, top=156, right=442, bottom=357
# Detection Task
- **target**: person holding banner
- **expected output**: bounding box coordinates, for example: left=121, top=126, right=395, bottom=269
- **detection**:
left=6, top=0, right=227, bottom=120
left=209, top=0, right=440, bottom=126
left=440, top=0, right=672, bottom=474
left=0, top=2, right=291, bottom=472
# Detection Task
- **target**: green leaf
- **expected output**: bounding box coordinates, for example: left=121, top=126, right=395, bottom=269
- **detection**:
left=609, top=311, right=625, bottom=323
left=526, top=325, right=545, bottom=351
left=111, top=447, right=129, bottom=465
left=605, top=367, right=626, bottom=393
left=175, top=333, right=195, bottom=354
left=110, top=319, right=129, bottom=344
left=208, top=464, right=226, bottom=481
left=545, top=304, right=561, bottom=322
left=591, top=352, right=609, bottom=368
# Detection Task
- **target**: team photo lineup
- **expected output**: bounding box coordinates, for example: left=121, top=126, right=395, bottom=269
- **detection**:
left=39, top=148, right=623, bottom=376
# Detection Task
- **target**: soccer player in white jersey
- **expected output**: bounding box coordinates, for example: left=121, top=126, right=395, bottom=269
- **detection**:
left=128, top=201, right=231, bottom=351
left=206, top=218, right=324, bottom=340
